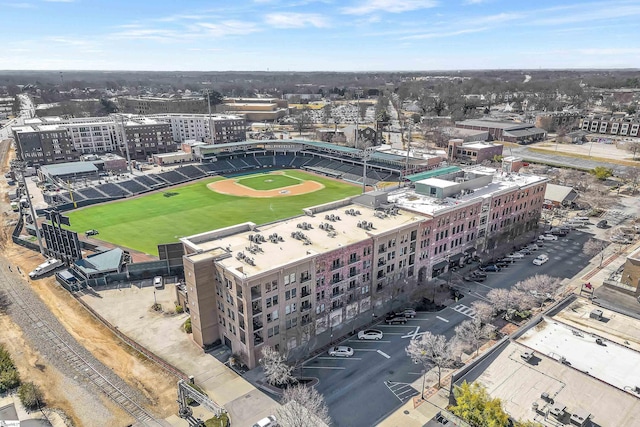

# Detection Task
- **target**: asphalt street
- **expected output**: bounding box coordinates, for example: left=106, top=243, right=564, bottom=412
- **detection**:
left=310, top=229, right=595, bottom=427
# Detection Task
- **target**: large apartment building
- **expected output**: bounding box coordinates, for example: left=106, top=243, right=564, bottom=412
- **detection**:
left=580, top=114, right=640, bottom=137
left=180, top=165, right=546, bottom=368
left=13, top=124, right=80, bottom=166
left=150, top=113, right=246, bottom=144
left=122, top=117, right=176, bottom=161
left=118, top=96, right=207, bottom=115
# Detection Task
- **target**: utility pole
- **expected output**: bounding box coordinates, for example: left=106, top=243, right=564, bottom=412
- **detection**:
left=118, top=115, right=134, bottom=174
left=404, top=122, right=411, bottom=186
left=206, top=90, right=215, bottom=144
left=18, top=164, right=46, bottom=256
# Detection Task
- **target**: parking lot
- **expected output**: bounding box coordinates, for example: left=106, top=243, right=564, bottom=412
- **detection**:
left=308, top=228, right=596, bottom=427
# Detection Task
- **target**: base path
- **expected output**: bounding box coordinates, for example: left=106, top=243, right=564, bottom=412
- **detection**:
left=208, top=175, right=324, bottom=198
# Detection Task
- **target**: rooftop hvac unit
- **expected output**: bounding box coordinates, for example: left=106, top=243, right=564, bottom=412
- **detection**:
left=355, top=210, right=361, bottom=215
left=319, top=223, right=326, bottom=230
left=248, top=234, right=254, bottom=242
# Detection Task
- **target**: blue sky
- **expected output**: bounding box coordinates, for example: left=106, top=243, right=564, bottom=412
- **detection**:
left=2, top=0, right=639, bottom=71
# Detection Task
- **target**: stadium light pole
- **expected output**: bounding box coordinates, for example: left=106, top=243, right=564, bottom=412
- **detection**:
left=117, top=114, right=134, bottom=175
left=206, top=90, right=215, bottom=144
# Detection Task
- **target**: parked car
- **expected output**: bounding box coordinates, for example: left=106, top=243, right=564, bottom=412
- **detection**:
left=533, top=254, right=549, bottom=265
left=539, top=234, right=558, bottom=241
left=385, top=313, right=408, bottom=324
left=596, top=220, right=608, bottom=228
left=328, top=346, right=354, bottom=357
left=85, top=229, right=99, bottom=236
left=495, top=261, right=511, bottom=268
left=507, top=252, right=524, bottom=259
left=550, top=228, right=567, bottom=237
left=479, top=264, right=501, bottom=272
left=464, top=271, right=486, bottom=282
left=358, top=329, right=383, bottom=340
left=399, top=308, right=416, bottom=318
left=518, top=248, right=532, bottom=255
left=253, top=416, right=278, bottom=427
left=526, top=243, right=539, bottom=251
left=153, top=276, right=163, bottom=289
left=498, top=257, right=516, bottom=264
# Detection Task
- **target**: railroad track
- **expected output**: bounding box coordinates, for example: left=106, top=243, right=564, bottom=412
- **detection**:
left=0, top=266, right=161, bottom=426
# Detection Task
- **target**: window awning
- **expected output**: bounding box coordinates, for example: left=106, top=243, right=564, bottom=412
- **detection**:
left=449, top=253, right=464, bottom=262
left=432, top=260, right=448, bottom=270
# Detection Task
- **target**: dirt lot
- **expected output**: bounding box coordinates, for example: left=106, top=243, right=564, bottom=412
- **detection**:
left=0, top=141, right=178, bottom=426
left=2, top=243, right=180, bottom=425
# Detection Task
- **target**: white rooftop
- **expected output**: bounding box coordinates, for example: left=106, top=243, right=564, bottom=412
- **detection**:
left=182, top=203, right=425, bottom=278
left=518, top=318, right=640, bottom=394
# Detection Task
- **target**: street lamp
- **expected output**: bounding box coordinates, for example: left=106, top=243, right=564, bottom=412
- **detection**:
left=421, top=369, right=427, bottom=400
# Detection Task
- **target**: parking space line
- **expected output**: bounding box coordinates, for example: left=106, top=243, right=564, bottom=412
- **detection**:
left=436, top=316, right=450, bottom=323
left=347, top=339, right=391, bottom=343
left=377, top=350, right=391, bottom=359
left=379, top=332, right=406, bottom=335
left=315, top=357, right=363, bottom=360
left=302, top=366, right=346, bottom=370
left=352, top=348, right=381, bottom=352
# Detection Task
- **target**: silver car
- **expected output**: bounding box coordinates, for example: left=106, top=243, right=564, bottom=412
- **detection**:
left=328, top=346, right=354, bottom=357
left=358, top=329, right=383, bottom=340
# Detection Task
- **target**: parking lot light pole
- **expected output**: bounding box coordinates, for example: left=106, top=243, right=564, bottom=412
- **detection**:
left=421, top=369, right=427, bottom=400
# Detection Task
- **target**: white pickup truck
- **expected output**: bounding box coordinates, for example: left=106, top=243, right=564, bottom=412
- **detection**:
left=29, top=259, right=63, bottom=278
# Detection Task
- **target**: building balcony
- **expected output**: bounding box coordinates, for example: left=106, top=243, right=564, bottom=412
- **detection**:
left=253, top=331, right=264, bottom=346
left=301, top=303, right=312, bottom=312
left=331, top=262, right=344, bottom=271
left=301, top=289, right=311, bottom=298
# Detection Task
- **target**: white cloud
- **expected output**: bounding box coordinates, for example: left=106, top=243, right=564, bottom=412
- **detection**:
left=196, top=20, right=261, bottom=36
left=264, top=12, right=330, bottom=28
left=342, top=0, right=438, bottom=15
left=4, top=2, right=35, bottom=8
left=532, top=4, right=640, bottom=26
left=402, top=27, right=487, bottom=40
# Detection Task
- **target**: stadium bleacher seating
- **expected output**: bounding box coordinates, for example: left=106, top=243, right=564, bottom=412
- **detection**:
left=76, top=187, right=109, bottom=200
left=157, top=170, right=189, bottom=185
left=135, top=175, right=164, bottom=188
left=255, top=156, right=275, bottom=167
left=117, top=179, right=148, bottom=195
left=177, top=165, right=207, bottom=179
left=98, top=183, right=129, bottom=197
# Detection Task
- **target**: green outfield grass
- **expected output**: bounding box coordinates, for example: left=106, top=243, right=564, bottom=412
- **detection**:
left=237, top=173, right=301, bottom=190
left=66, top=170, right=360, bottom=256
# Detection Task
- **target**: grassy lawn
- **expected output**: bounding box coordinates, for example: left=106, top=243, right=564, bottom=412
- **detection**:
left=66, top=171, right=360, bottom=255
left=237, top=173, right=301, bottom=190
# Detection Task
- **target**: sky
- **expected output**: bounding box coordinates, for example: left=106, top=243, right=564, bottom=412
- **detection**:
left=1, top=0, right=640, bottom=71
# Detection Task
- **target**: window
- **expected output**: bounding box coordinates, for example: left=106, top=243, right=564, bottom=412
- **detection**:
left=285, top=289, right=297, bottom=300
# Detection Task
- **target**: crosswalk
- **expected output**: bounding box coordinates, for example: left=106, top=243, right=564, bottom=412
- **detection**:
left=450, top=303, right=476, bottom=318
left=384, top=381, right=419, bottom=403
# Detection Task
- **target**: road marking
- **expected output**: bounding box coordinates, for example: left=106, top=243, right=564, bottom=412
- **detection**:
left=384, top=381, right=419, bottom=402
left=302, top=366, right=346, bottom=370
left=436, top=316, right=450, bottom=323
left=377, top=350, right=391, bottom=359
left=352, top=348, right=382, bottom=352
left=378, top=332, right=405, bottom=335
left=450, top=304, right=476, bottom=319
left=401, top=326, right=425, bottom=339
left=315, top=357, right=363, bottom=360
left=347, top=339, right=391, bottom=343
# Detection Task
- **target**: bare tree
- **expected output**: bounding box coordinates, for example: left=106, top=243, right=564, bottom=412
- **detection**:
left=454, top=318, right=495, bottom=356
left=0, top=290, right=10, bottom=314
left=620, top=167, right=640, bottom=195
left=578, top=181, right=617, bottom=212
left=626, top=141, right=640, bottom=160
left=514, top=274, right=561, bottom=307
left=260, top=346, right=295, bottom=387
left=471, top=301, right=494, bottom=324
left=583, top=238, right=608, bottom=267
left=406, top=331, right=452, bottom=387
left=487, top=288, right=534, bottom=317
left=276, top=385, right=331, bottom=427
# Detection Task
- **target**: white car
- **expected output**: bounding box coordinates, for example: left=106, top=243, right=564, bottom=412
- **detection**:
left=539, top=234, right=558, bottom=241
left=153, top=276, right=163, bottom=289
left=507, top=252, right=525, bottom=259
left=328, top=346, right=354, bottom=357
left=358, top=329, right=383, bottom=340
left=253, top=415, right=278, bottom=427
left=526, top=244, right=539, bottom=251
left=533, top=254, right=549, bottom=265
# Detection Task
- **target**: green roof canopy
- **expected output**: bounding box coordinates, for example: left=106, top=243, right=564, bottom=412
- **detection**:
left=405, top=166, right=461, bottom=182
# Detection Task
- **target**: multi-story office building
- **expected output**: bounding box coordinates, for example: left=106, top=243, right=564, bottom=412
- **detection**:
left=150, top=113, right=246, bottom=144
left=447, top=139, right=503, bottom=164
left=12, top=124, right=80, bottom=166
left=580, top=114, right=640, bottom=137
left=219, top=98, right=289, bottom=122
left=118, top=96, right=207, bottom=115
left=180, top=165, right=546, bottom=368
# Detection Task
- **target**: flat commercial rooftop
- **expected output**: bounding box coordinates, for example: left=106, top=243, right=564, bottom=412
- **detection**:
left=182, top=203, right=424, bottom=278
left=518, top=318, right=640, bottom=394
left=388, top=168, right=545, bottom=215
left=455, top=340, right=640, bottom=426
